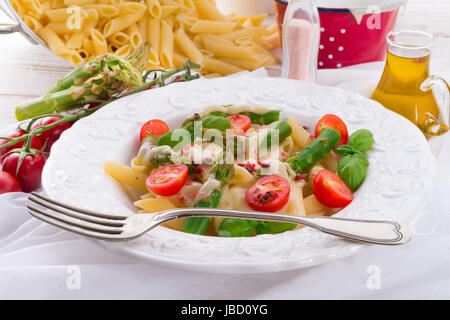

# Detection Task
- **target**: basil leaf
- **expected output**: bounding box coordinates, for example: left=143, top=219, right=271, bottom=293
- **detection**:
left=349, top=129, right=374, bottom=152
left=157, top=128, right=191, bottom=148
left=219, top=218, right=254, bottom=237
left=353, top=150, right=369, bottom=167
left=202, top=116, right=231, bottom=131
left=267, top=222, right=296, bottom=233
left=334, top=144, right=354, bottom=156
left=337, top=154, right=367, bottom=191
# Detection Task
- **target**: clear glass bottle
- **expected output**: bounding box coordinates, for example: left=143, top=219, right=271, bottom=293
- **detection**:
left=281, top=0, right=320, bottom=83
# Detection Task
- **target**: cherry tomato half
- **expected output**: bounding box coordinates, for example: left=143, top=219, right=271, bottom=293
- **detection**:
left=312, top=169, right=353, bottom=208
left=31, top=117, right=72, bottom=153
left=246, top=175, right=290, bottom=212
left=0, top=131, right=42, bottom=164
left=227, top=114, right=251, bottom=132
left=2, top=152, right=46, bottom=193
left=146, top=164, right=188, bottom=196
left=0, top=172, right=21, bottom=194
left=140, top=119, right=170, bottom=142
left=315, top=114, right=348, bottom=148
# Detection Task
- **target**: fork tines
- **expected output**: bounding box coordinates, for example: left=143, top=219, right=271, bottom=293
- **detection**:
left=27, top=192, right=127, bottom=240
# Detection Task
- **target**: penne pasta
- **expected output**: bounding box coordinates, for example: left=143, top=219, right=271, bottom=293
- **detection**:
left=16, top=0, right=279, bottom=71
left=174, top=28, right=203, bottom=64
left=159, top=20, right=174, bottom=68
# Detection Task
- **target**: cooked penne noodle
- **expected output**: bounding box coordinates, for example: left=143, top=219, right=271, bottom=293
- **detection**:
left=304, top=195, right=340, bottom=217
left=103, top=161, right=148, bottom=193
left=287, top=117, right=313, bottom=150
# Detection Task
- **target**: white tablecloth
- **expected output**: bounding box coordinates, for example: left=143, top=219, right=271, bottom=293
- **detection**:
left=1, top=62, right=450, bottom=300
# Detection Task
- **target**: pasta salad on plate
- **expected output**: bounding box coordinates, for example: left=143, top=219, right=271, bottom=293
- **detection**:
left=104, top=105, right=374, bottom=237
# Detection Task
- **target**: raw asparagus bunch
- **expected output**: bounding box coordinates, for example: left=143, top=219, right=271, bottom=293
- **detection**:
left=2, top=60, right=201, bottom=153
left=15, top=42, right=152, bottom=121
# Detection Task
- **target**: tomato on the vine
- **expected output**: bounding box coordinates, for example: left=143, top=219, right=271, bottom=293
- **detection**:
left=2, top=152, right=46, bottom=193
left=0, top=172, right=21, bottom=194
left=315, top=114, right=348, bottom=148
left=312, top=169, right=353, bottom=208
left=0, top=131, right=42, bottom=163
left=31, top=117, right=72, bottom=153
left=246, top=175, right=290, bottom=212
left=146, top=164, right=188, bottom=196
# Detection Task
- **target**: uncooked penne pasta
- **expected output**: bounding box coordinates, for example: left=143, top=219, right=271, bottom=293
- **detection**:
left=146, top=0, right=162, bottom=19
left=90, top=28, right=108, bottom=55
left=194, top=0, right=227, bottom=21
left=203, top=36, right=258, bottom=60
left=202, top=58, right=244, bottom=76
left=160, top=20, right=174, bottom=68
left=127, top=24, right=143, bottom=49
left=102, top=12, right=144, bottom=37
left=174, top=28, right=203, bottom=64
left=190, top=20, right=236, bottom=34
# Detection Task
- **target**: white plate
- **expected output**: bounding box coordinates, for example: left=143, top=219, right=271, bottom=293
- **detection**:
left=42, top=77, right=435, bottom=274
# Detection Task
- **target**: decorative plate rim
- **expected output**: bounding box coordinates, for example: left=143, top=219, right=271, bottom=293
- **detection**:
left=42, top=77, right=436, bottom=274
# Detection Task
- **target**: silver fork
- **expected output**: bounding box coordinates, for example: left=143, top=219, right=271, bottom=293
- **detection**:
left=27, top=192, right=411, bottom=245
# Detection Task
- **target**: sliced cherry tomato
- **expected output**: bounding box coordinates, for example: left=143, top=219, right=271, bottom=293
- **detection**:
left=31, top=117, right=72, bottom=153
left=312, top=169, right=353, bottom=208
left=246, top=175, right=290, bottom=212
left=2, top=152, right=46, bottom=193
left=146, top=164, right=188, bottom=196
left=0, top=131, right=42, bottom=164
left=314, top=114, right=348, bottom=148
left=0, top=171, right=21, bottom=194
left=227, top=114, right=252, bottom=132
left=140, top=119, right=170, bottom=142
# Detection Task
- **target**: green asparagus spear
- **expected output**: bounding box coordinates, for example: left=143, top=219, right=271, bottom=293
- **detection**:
left=15, top=42, right=152, bottom=121
left=286, top=127, right=341, bottom=173
left=182, top=163, right=234, bottom=235
left=259, top=121, right=292, bottom=149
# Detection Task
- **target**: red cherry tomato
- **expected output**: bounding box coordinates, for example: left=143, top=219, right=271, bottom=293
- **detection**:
left=314, top=114, right=348, bottom=148
left=312, top=169, right=353, bottom=208
left=227, top=114, right=252, bottom=132
left=31, top=117, right=72, bottom=153
left=246, top=175, right=290, bottom=212
left=0, top=131, right=42, bottom=164
left=0, top=172, right=21, bottom=194
left=140, top=119, right=170, bottom=142
left=146, top=164, right=188, bottom=196
left=2, top=152, right=46, bottom=193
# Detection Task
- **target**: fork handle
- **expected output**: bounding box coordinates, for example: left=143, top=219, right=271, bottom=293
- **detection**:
left=153, top=209, right=411, bottom=245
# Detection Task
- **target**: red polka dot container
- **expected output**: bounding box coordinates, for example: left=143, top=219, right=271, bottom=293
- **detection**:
left=274, top=0, right=407, bottom=69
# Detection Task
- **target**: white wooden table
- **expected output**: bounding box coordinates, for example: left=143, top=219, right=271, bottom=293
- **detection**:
left=1, top=0, right=450, bottom=129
